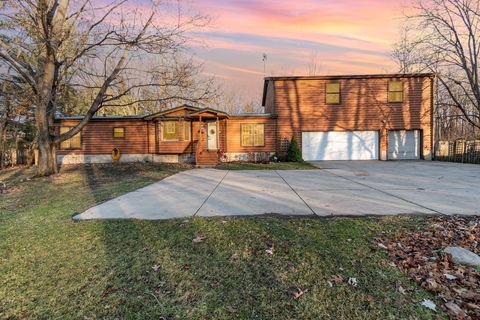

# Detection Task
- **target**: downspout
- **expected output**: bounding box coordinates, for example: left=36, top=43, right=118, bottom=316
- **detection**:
left=147, top=120, right=152, bottom=162
left=431, top=75, right=435, bottom=161
left=155, top=120, right=159, bottom=157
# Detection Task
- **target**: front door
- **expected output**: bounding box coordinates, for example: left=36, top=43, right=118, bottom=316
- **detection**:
left=206, top=122, right=217, bottom=150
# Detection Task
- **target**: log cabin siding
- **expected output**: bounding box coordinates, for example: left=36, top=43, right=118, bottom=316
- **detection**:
left=157, top=120, right=200, bottom=154
left=225, top=117, right=276, bottom=153
left=54, top=74, right=433, bottom=163
left=56, top=119, right=148, bottom=155
left=263, top=80, right=275, bottom=113
left=270, top=75, right=433, bottom=159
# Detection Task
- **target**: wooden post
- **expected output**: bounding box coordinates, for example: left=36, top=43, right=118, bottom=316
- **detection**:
left=216, top=116, right=219, bottom=151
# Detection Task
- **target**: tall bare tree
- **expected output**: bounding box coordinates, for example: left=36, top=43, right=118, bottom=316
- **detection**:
left=0, top=0, right=213, bottom=176
left=0, top=73, right=33, bottom=168
left=398, top=0, right=480, bottom=134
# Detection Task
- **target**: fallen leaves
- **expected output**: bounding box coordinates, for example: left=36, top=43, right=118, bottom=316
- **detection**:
left=421, top=299, right=437, bottom=311
left=330, top=274, right=344, bottom=285
left=376, top=215, right=480, bottom=319
left=265, top=243, right=275, bottom=256
left=288, top=286, right=308, bottom=299
left=192, top=235, right=205, bottom=243
left=347, top=277, right=358, bottom=287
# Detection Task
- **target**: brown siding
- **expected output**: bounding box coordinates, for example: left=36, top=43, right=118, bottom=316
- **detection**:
left=263, top=80, right=275, bottom=113
left=56, top=119, right=148, bottom=155
left=272, top=76, right=433, bottom=159
left=225, top=117, right=276, bottom=153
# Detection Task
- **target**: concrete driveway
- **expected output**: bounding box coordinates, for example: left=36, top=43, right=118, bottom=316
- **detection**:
left=74, top=161, right=480, bottom=220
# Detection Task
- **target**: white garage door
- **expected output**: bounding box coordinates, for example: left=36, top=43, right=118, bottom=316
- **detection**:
left=388, top=130, right=420, bottom=160
left=302, top=131, right=379, bottom=161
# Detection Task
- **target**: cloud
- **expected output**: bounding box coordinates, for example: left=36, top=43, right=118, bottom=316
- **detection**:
left=101, top=0, right=405, bottom=103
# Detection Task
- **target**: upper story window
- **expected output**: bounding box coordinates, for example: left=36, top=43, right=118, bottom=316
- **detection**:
left=388, top=81, right=404, bottom=103
left=161, top=121, right=179, bottom=141
left=183, top=122, right=191, bottom=141
left=59, top=126, right=81, bottom=150
left=326, top=82, right=341, bottom=104
left=113, top=127, right=125, bottom=138
left=241, top=123, right=265, bottom=147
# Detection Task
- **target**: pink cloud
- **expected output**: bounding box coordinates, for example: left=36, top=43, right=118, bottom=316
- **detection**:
left=92, top=0, right=408, bottom=104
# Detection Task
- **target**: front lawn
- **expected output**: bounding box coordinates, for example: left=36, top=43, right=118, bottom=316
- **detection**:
left=215, top=161, right=318, bottom=170
left=0, top=164, right=445, bottom=319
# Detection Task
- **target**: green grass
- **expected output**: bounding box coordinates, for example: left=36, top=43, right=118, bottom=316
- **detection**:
left=0, top=164, right=445, bottom=319
left=215, top=161, right=318, bottom=170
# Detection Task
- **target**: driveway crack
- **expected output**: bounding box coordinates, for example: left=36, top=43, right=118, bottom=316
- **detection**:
left=275, top=170, right=316, bottom=215
left=323, top=168, right=444, bottom=215
left=194, top=170, right=230, bottom=216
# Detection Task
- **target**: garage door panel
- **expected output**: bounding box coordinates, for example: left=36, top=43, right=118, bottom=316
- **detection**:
left=302, top=131, right=379, bottom=161
left=388, top=130, right=420, bottom=160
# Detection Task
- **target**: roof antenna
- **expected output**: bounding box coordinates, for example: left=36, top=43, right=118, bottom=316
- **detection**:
left=262, top=53, right=267, bottom=77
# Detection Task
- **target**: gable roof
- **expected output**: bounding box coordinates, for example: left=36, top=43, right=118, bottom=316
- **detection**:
left=143, top=104, right=200, bottom=120
left=188, top=107, right=229, bottom=117
left=55, top=104, right=230, bottom=122
left=144, top=106, right=229, bottom=120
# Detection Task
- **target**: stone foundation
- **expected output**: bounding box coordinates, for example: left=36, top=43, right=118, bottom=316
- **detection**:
left=223, top=152, right=275, bottom=163
left=57, top=153, right=196, bottom=164
left=57, top=153, right=152, bottom=164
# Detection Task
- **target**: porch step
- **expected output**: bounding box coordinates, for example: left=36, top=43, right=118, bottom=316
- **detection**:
left=195, top=164, right=217, bottom=168
left=196, top=150, right=219, bottom=165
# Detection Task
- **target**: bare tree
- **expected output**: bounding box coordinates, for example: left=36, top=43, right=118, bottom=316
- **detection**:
left=400, top=0, right=480, bottom=133
left=305, top=52, right=322, bottom=76
left=0, top=73, right=33, bottom=168
left=0, top=0, right=213, bottom=176
left=391, top=26, right=426, bottom=73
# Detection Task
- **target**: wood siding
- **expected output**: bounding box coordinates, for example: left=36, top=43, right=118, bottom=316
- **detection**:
left=225, top=117, right=276, bottom=153
left=263, top=80, right=275, bottom=113
left=157, top=119, right=200, bottom=154
left=55, top=75, right=433, bottom=162
left=56, top=119, right=148, bottom=155
left=271, top=76, right=433, bottom=159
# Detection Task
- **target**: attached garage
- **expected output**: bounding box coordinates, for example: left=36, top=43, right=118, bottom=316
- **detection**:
left=388, top=130, right=421, bottom=160
left=302, top=131, right=379, bottom=161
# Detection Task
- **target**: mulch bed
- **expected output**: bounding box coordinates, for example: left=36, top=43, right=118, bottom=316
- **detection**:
left=376, top=216, right=480, bottom=319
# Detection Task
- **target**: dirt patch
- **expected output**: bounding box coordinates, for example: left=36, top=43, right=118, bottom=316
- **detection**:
left=377, top=216, right=480, bottom=319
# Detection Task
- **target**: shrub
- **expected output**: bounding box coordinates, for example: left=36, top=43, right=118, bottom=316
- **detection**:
left=286, top=136, right=303, bottom=162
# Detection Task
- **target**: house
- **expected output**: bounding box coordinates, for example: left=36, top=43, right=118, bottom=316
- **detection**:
left=55, top=73, right=434, bottom=165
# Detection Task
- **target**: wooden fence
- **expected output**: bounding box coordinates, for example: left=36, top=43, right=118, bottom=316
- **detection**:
left=435, top=140, right=480, bottom=164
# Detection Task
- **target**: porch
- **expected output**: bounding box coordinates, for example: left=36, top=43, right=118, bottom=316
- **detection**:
left=145, top=105, right=229, bottom=165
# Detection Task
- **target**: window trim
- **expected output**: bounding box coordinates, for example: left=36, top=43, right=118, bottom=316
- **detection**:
left=388, top=80, right=404, bottom=103
left=161, top=121, right=180, bottom=141
left=59, top=126, right=82, bottom=150
left=112, top=127, right=125, bottom=138
left=183, top=121, right=191, bottom=141
left=325, top=82, right=341, bottom=105
left=241, top=123, right=265, bottom=147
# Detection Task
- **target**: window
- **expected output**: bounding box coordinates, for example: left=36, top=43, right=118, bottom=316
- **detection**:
left=59, top=126, right=81, bottom=150
left=161, top=121, right=179, bottom=141
left=183, top=122, right=191, bottom=141
left=388, top=81, right=404, bottom=103
left=113, top=127, right=125, bottom=138
left=241, top=124, right=264, bottom=147
left=326, top=82, right=341, bottom=104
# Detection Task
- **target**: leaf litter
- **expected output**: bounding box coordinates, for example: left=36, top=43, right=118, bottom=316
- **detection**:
left=376, top=215, right=480, bottom=319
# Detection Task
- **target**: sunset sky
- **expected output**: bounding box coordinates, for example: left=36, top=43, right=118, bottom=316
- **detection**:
left=149, top=0, right=407, bottom=103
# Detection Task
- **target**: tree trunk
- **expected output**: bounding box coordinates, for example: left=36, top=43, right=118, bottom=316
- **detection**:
left=36, top=95, right=57, bottom=176
left=36, top=137, right=56, bottom=176
left=0, top=122, right=6, bottom=169
left=36, top=86, right=58, bottom=176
